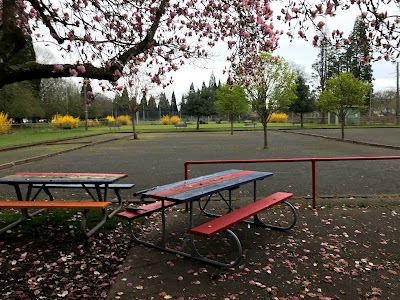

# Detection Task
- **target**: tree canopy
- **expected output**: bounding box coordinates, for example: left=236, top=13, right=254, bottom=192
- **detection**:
left=215, top=84, right=248, bottom=135
left=182, top=84, right=215, bottom=129
left=244, top=52, right=297, bottom=148
left=1, top=1, right=399, bottom=90
left=288, top=74, right=314, bottom=128
left=317, top=72, right=371, bottom=139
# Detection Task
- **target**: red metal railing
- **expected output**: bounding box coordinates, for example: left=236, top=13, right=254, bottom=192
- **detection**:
left=184, top=156, right=400, bottom=208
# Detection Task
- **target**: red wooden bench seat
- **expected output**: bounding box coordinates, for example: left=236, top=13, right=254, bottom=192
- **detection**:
left=190, top=192, right=294, bottom=237
left=116, top=200, right=177, bottom=220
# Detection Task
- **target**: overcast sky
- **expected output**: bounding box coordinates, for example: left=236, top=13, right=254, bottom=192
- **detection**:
left=163, top=4, right=399, bottom=103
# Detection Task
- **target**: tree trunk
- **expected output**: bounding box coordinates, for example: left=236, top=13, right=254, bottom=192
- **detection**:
left=263, top=121, right=268, bottom=149
left=196, top=116, right=200, bottom=130
left=300, top=112, right=304, bottom=128
left=230, top=116, right=234, bottom=135
left=131, top=112, right=138, bottom=139
left=341, top=120, right=345, bottom=139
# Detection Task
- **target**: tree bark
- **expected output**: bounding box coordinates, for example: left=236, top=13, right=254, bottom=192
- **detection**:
left=131, top=112, right=138, bottom=139
left=263, top=121, right=268, bottom=149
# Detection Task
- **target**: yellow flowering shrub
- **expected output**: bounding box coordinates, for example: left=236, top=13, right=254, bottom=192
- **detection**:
left=50, top=115, right=80, bottom=128
left=169, top=115, right=181, bottom=125
left=269, top=113, right=288, bottom=123
left=117, top=115, right=131, bottom=125
left=88, top=119, right=101, bottom=127
left=0, top=112, right=13, bottom=134
left=160, top=115, right=170, bottom=125
left=106, top=116, right=116, bottom=125
left=160, top=115, right=181, bottom=125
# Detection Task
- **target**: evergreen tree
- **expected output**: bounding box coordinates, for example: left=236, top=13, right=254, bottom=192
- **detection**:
left=158, top=92, right=170, bottom=115
left=345, top=17, right=373, bottom=105
left=180, top=95, right=186, bottom=117
left=312, top=35, right=336, bottom=93
left=113, top=86, right=130, bottom=116
left=147, top=95, right=158, bottom=119
left=147, top=95, right=157, bottom=111
left=189, top=82, right=195, bottom=93
left=139, top=95, right=147, bottom=120
left=171, top=91, right=178, bottom=114
left=288, top=74, right=314, bottom=128
left=209, top=72, right=217, bottom=90
left=182, top=85, right=215, bottom=129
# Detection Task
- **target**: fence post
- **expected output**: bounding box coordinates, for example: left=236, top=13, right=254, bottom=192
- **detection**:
left=312, top=160, right=317, bottom=208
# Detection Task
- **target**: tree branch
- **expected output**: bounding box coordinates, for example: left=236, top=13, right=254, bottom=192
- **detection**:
left=0, top=62, right=115, bottom=88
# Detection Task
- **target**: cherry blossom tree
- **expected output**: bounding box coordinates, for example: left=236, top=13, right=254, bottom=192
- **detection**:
left=1, top=0, right=399, bottom=90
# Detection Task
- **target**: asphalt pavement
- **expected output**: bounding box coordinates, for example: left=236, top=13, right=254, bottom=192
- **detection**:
left=1, top=128, right=400, bottom=200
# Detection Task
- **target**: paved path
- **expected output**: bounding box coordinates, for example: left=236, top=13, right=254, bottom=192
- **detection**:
left=290, top=127, right=400, bottom=147
left=0, top=133, right=128, bottom=169
left=1, top=129, right=400, bottom=199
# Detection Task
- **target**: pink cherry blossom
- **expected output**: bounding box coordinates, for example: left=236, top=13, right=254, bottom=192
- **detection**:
left=77, top=65, right=86, bottom=74
left=52, top=64, right=64, bottom=73
left=69, top=68, right=78, bottom=77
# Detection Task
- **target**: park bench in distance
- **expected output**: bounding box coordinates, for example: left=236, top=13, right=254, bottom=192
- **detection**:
left=174, top=123, right=187, bottom=128
left=243, top=120, right=257, bottom=128
left=109, top=124, right=121, bottom=130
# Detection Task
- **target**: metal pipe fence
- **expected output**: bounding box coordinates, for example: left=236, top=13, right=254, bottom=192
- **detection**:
left=184, top=156, right=400, bottom=208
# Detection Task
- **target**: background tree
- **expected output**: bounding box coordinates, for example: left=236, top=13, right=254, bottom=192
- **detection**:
left=342, top=17, right=374, bottom=107
left=317, top=72, right=371, bottom=139
left=288, top=74, right=314, bottom=128
left=139, top=95, right=148, bottom=121
left=0, top=81, right=44, bottom=123
left=170, top=91, right=178, bottom=115
left=182, top=85, right=215, bottom=130
left=372, top=90, right=397, bottom=116
left=243, top=53, right=297, bottom=149
left=209, top=72, right=218, bottom=92
left=158, top=92, right=170, bottom=117
left=180, top=95, right=186, bottom=118
left=94, top=94, right=113, bottom=118
left=215, top=85, right=248, bottom=135
left=123, top=71, right=153, bottom=139
left=147, top=95, right=158, bottom=120
left=312, top=30, right=337, bottom=124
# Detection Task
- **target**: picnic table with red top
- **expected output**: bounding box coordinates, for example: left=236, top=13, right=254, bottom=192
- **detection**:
left=117, top=169, right=296, bottom=267
left=0, top=172, right=129, bottom=237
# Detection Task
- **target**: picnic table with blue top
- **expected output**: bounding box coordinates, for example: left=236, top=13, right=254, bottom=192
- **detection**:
left=0, top=172, right=133, bottom=237
left=117, top=169, right=296, bottom=267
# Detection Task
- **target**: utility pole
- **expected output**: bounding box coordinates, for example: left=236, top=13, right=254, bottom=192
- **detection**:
left=396, top=62, right=399, bottom=126
left=84, top=81, right=88, bottom=130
